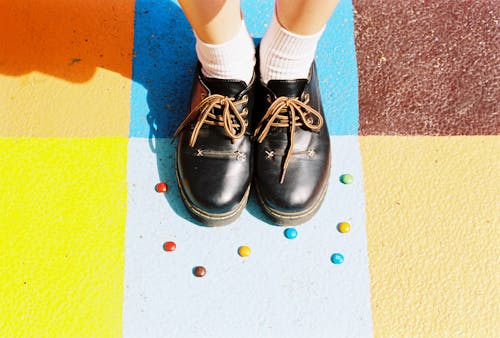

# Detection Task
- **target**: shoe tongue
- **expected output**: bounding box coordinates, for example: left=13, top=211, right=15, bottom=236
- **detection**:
left=203, top=77, right=247, bottom=97
left=266, top=79, right=308, bottom=98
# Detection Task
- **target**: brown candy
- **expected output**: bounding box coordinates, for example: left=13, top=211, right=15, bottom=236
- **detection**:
left=193, top=266, right=206, bottom=277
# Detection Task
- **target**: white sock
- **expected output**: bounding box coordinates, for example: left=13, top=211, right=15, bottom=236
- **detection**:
left=195, top=20, right=255, bottom=85
left=259, top=13, right=325, bottom=84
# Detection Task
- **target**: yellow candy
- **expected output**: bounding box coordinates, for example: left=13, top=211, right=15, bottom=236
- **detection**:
left=338, top=222, right=351, bottom=233
left=238, top=245, right=251, bottom=257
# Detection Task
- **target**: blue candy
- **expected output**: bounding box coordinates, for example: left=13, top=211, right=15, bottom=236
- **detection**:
left=331, top=253, right=344, bottom=264
left=284, top=228, right=297, bottom=239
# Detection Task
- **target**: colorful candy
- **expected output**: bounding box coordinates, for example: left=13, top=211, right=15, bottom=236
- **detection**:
left=340, top=174, right=354, bottom=185
left=238, top=245, right=251, bottom=257
left=155, top=182, right=168, bottom=193
left=331, top=253, right=344, bottom=265
left=163, top=241, right=176, bottom=252
left=193, top=266, right=206, bottom=277
left=337, top=222, right=351, bottom=233
left=284, top=228, right=298, bottom=239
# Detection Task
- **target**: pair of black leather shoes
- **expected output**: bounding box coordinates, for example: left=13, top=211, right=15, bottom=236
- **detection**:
left=174, top=62, right=330, bottom=226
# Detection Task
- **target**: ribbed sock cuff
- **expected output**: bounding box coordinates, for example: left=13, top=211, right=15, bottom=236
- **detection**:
left=195, top=20, right=256, bottom=85
left=259, top=13, right=325, bottom=84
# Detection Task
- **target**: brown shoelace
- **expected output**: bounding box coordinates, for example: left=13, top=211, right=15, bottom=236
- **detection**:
left=254, top=95, right=324, bottom=183
left=173, top=94, right=248, bottom=147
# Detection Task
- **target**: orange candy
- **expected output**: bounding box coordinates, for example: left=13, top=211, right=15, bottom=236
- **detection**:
left=163, top=241, right=176, bottom=252
left=155, top=182, right=168, bottom=193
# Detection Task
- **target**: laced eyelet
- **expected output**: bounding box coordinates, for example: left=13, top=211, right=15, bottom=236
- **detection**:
left=305, top=114, right=314, bottom=124
left=173, top=93, right=249, bottom=147
left=253, top=95, right=323, bottom=183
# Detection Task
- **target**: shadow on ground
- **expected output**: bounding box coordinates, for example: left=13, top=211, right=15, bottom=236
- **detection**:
left=153, top=138, right=274, bottom=226
left=133, top=1, right=273, bottom=225
left=0, top=0, right=316, bottom=226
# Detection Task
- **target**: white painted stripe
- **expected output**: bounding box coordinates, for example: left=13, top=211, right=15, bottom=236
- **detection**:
left=123, top=136, right=372, bottom=337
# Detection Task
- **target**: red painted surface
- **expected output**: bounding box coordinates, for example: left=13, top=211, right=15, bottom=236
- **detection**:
left=354, top=0, right=499, bottom=135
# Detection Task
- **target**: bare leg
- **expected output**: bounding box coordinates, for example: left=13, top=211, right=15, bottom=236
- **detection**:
left=178, top=0, right=255, bottom=83
left=177, top=0, right=242, bottom=44
left=276, top=0, right=339, bottom=35
left=254, top=1, right=339, bottom=224
left=174, top=2, right=256, bottom=225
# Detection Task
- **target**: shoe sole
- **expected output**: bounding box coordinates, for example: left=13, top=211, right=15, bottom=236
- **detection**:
left=175, top=159, right=250, bottom=227
left=254, top=165, right=330, bottom=226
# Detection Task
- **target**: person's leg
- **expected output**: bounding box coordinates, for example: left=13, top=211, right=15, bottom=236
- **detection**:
left=174, top=1, right=257, bottom=225
left=178, top=0, right=240, bottom=44
left=254, top=0, right=339, bottom=225
left=275, top=0, right=339, bottom=35
left=259, top=0, right=339, bottom=84
left=178, top=0, right=255, bottom=84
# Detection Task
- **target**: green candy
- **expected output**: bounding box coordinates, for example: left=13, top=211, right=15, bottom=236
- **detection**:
left=340, top=174, right=354, bottom=185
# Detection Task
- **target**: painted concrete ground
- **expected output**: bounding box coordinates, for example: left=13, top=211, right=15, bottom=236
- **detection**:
left=0, top=0, right=498, bottom=337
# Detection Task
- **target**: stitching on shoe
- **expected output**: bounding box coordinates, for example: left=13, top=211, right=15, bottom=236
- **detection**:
left=254, top=95, right=323, bottom=183
left=192, top=149, right=248, bottom=160
left=175, top=158, right=250, bottom=222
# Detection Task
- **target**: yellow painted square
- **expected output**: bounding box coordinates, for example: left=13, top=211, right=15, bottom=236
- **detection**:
left=361, top=136, right=500, bottom=337
left=0, top=70, right=131, bottom=137
left=0, top=138, right=128, bottom=337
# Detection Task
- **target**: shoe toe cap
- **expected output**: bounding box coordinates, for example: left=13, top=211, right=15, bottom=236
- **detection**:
left=258, top=177, right=323, bottom=213
left=177, top=158, right=251, bottom=215
left=256, top=157, right=330, bottom=215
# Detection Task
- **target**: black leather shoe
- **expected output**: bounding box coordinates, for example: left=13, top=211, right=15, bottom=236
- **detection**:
left=174, top=64, right=255, bottom=226
left=253, top=62, right=331, bottom=226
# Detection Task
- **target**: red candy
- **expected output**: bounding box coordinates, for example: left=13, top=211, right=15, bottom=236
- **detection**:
left=155, top=182, right=168, bottom=193
left=163, top=241, right=176, bottom=252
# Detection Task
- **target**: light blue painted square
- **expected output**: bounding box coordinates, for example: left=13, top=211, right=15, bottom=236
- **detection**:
left=123, top=136, right=373, bottom=337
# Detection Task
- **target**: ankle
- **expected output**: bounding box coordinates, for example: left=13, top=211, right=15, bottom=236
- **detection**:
left=259, top=13, right=324, bottom=84
left=195, top=20, right=256, bottom=85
